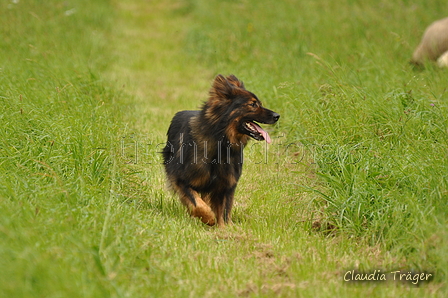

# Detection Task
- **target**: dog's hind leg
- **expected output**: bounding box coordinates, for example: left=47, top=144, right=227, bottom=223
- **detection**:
left=190, top=191, right=216, bottom=226
left=175, top=184, right=216, bottom=225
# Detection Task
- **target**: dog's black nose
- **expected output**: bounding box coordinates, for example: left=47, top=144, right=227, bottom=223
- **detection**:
left=272, top=113, right=280, bottom=122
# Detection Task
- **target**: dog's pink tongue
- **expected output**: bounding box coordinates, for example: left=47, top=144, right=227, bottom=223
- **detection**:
left=252, top=122, right=272, bottom=144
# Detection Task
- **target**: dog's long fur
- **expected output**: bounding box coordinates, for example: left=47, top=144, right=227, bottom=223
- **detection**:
left=162, top=74, right=280, bottom=227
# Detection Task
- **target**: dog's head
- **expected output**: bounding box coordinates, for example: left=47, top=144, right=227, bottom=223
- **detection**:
left=206, top=74, right=280, bottom=144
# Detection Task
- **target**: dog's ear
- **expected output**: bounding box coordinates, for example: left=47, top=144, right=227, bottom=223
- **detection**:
left=211, top=74, right=235, bottom=100
left=226, top=75, right=245, bottom=89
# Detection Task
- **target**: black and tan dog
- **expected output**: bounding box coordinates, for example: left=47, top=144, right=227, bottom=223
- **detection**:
left=162, top=74, right=279, bottom=227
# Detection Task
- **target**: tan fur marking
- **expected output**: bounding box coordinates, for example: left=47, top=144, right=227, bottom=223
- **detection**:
left=190, top=172, right=210, bottom=189
left=190, top=197, right=216, bottom=226
left=204, top=107, right=221, bottom=124
left=171, top=184, right=216, bottom=226
left=226, top=75, right=245, bottom=88
left=190, top=190, right=215, bottom=226
left=225, top=118, right=249, bottom=145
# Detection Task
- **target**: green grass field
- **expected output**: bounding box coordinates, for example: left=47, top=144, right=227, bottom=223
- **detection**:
left=1, top=0, right=447, bottom=297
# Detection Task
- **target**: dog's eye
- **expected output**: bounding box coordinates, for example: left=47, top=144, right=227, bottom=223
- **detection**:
left=250, top=102, right=258, bottom=108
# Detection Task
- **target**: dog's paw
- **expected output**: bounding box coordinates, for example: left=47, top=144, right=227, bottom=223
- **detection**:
left=191, top=202, right=216, bottom=226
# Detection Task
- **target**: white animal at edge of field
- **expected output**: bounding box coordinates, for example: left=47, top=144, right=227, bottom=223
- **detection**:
left=411, top=17, right=448, bottom=67
left=437, top=50, right=448, bottom=67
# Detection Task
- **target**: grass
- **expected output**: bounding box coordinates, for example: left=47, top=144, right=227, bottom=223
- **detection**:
left=1, top=0, right=447, bottom=297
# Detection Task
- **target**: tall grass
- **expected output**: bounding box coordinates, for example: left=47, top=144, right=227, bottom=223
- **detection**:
left=0, top=1, right=122, bottom=297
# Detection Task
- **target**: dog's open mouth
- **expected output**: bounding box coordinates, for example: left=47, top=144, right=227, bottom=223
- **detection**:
left=244, top=121, right=272, bottom=144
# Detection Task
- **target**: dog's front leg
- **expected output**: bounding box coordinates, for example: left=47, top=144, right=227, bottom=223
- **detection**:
left=224, top=190, right=235, bottom=225
left=211, top=186, right=236, bottom=227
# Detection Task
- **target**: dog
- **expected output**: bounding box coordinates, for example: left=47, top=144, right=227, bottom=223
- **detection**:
left=162, top=74, right=280, bottom=227
left=411, top=17, right=448, bottom=67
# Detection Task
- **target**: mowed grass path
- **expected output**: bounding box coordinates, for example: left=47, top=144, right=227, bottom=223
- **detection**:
left=1, top=0, right=446, bottom=297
